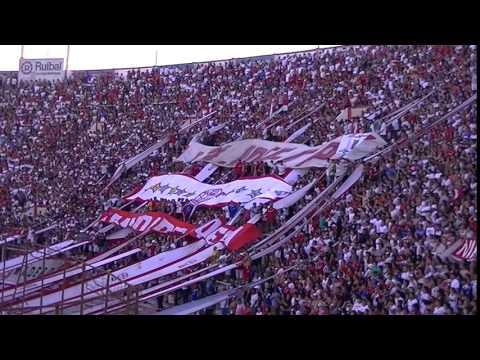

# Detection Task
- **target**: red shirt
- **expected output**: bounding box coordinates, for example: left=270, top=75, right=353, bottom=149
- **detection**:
left=470, top=219, right=477, bottom=234
left=295, top=233, right=305, bottom=244
left=234, top=161, right=243, bottom=177
left=445, top=126, right=454, bottom=142
left=242, top=266, right=250, bottom=282
left=266, top=207, right=277, bottom=223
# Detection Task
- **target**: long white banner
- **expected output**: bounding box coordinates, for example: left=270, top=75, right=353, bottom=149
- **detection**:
left=125, top=174, right=292, bottom=207
left=21, top=240, right=208, bottom=312
left=273, top=180, right=316, bottom=210
left=284, top=123, right=311, bottom=142
left=1, top=248, right=141, bottom=302
left=105, top=111, right=217, bottom=191
left=177, top=133, right=386, bottom=168
left=330, top=164, right=364, bottom=200
left=194, top=163, right=219, bottom=182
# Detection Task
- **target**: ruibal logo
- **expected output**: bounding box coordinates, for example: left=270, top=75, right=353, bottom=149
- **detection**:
left=34, top=61, right=62, bottom=72
left=21, top=60, right=62, bottom=74
left=21, top=61, right=33, bottom=74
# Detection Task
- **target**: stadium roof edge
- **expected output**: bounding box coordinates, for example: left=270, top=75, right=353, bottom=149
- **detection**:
left=0, top=45, right=344, bottom=74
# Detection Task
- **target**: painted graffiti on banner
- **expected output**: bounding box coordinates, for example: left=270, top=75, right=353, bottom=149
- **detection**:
left=125, top=174, right=292, bottom=207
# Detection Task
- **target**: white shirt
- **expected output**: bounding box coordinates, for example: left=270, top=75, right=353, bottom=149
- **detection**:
left=433, top=306, right=446, bottom=315
left=377, top=223, right=388, bottom=234
left=250, top=293, right=259, bottom=307
left=407, top=298, right=418, bottom=312
left=450, top=278, right=460, bottom=290
left=425, top=227, right=435, bottom=237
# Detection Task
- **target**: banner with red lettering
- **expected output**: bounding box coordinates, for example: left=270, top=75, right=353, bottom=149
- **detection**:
left=176, top=133, right=386, bottom=168
left=100, top=209, right=195, bottom=235
left=100, top=210, right=261, bottom=251
left=19, top=220, right=262, bottom=314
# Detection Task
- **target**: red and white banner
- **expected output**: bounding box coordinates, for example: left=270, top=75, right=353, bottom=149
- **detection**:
left=452, top=240, right=477, bottom=262
left=177, top=133, right=386, bottom=168
left=100, top=209, right=260, bottom=252
left=100, top=208, right=195, bottom=235
left=21, top=220, right=262, bottom=313
left=125, top=174, right=292, bottom=207
left=218, top=223, right=262, bottom=252
left=188, top=218, right=224, bottom=239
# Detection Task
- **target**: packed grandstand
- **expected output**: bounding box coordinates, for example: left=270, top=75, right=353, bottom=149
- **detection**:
left=0, top=45, right=477, bottom=315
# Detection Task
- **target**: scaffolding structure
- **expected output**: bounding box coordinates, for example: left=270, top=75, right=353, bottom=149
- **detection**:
left=0, top=240, right=145, bottom=315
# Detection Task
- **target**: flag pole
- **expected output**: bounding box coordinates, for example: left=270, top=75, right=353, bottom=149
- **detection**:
left=65, top=45, right=70, bottom=79
left=19, top=45, right=25, bottom=72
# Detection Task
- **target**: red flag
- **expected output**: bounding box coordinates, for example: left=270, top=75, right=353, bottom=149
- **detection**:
left=223, top=223, right=262, bottom=252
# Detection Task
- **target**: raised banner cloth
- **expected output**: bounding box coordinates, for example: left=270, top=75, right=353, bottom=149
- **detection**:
left=273, top=180, right=317, bottom=210
left=125, top=174, right=292, bottom=207
left=100, top=209, right=260, bottom=251
left=285, top=123, right=311, bottom=143
left=177, top=133, right=386, bottom=168
left=331, top=164, right=364, bottom=200
left=194, top=163, right=219, bottom=182
left=100, top=208, right=195, bottom=235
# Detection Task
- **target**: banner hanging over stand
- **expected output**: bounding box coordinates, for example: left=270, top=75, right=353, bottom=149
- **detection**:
left=125, top=174, right=292, bottom=207
left=177, top=133, right=386, bottom=168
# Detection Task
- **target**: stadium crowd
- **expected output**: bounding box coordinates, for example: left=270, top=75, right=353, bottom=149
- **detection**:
left=0, top=45, right=476, bottom=315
